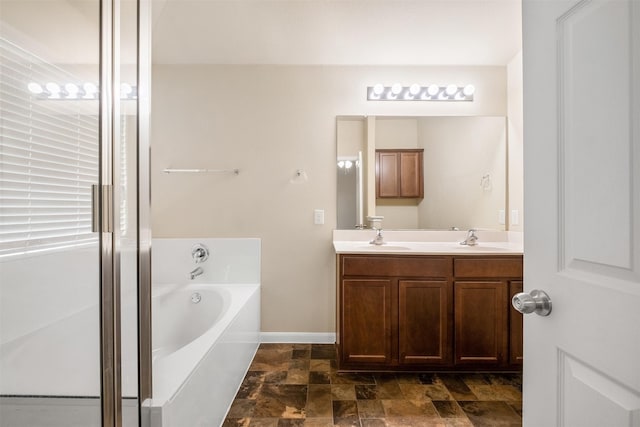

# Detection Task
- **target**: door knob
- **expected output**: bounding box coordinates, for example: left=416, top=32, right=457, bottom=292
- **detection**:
left=512, top=289, right=552, bottom=316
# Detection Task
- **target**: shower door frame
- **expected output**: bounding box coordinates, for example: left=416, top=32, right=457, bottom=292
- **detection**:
left=98, top=0, right=152, bottom=425
left=136, top=0, right=153, bottom=415
left=99, top=0, right=119, bottom=424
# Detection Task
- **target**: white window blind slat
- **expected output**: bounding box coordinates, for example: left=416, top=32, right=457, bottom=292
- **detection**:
left=1, top=151, right=98, bottom=174
left=1, top=112, right=99, bottom=144
left=1, top=98, right=99, bottom=131
left=1, top=170, right=98, bottom=184
left=1, top=130, right=99, bottom=159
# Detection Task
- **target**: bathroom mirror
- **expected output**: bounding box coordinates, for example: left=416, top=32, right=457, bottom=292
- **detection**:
left=336, top=115, right=507, bottom=231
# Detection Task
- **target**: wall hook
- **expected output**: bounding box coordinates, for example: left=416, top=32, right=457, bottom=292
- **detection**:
left=290, top=169, right=308, bottom=184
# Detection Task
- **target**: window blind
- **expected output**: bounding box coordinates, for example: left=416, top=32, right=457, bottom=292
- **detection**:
left=0, top=38, right=100, bottom=257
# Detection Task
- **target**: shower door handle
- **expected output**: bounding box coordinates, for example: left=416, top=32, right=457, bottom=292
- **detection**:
left=91, top=184, right=100, bottom=232
left=91, top=184, right=114, bottom=233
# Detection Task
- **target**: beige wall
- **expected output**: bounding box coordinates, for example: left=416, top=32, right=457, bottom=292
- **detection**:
left=336, top=117, right=365, bottom=158
left=151, top=64, right=507, bottom=333
left=417, top=117, right=507, bottom=230
left=507, top=52, right=524, bottom=232
left=376, top=118, right=419, bottom=149
left=375, top=118, right=421, bottom=229
left=336, top=118, right=365, bottom=228
left=359, top=116, right=507, bottom=231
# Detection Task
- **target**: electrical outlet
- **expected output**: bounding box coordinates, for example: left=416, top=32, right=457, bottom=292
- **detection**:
left=498, top=210, right=506, bottom=225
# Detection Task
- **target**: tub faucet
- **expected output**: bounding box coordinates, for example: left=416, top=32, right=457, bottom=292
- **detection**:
left=192, top=244, right=210, bottom=264
left=189, top=266, right=204, bottom=280
left=460, top=229, right=479, bottom=246
left=370, top=229, right=384, bottom=245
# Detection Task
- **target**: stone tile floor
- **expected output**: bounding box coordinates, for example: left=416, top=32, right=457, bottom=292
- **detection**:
left=222, top=344, right=522, bottom=427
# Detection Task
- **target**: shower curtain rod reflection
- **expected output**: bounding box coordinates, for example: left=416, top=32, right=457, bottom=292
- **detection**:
left=163, top=168, right=240, bottom=175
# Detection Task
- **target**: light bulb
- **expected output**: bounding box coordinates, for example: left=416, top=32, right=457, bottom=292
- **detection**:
left=373, top=84, right=384, bottom=95
left=345, top=160, right=353, bottom=169
left=27, top=82, right=43, bottom=94
left=120, top=83, right=132, bottom=98
left=427, top=84, right=439, bottom=96
left=463, top=84, right=475, bottom=97
left=83, top=82, right=97, bottom=99
left=445, top=84, right=458, bottom=96
left=338, top=161, right=345, bottom=168
left=45, top=82, right=60, bottom=93
left=65, top=83, right=79, bottom=98
left=409, top=84, right=420, bottom=95
left=45, top=82, right=60, bottom=99
left=391, top=83, right=402, bottom=95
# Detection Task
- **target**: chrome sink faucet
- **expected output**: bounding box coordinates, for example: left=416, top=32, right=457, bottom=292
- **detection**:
left=460, top=229, right=479, bottom=246
left=189, top=266, right=204, bottom=280
left=370, top=229, right=384, bottom=245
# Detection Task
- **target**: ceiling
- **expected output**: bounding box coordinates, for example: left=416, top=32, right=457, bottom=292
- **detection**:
left=151, top=0, right=523, bottom=66
left=0, top=0, right=522, bottom=66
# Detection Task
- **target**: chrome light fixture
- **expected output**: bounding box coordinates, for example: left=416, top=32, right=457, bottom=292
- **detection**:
left=367, top=83, right=475, bottom=101
left=27, top=81, right=137, bottom=100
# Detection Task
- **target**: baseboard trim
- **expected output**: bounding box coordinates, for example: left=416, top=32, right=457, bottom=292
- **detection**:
left=260, top=332, right=336, bottom=344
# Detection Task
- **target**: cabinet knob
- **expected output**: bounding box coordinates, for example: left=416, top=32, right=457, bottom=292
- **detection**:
left=512, top=289, right=552, bottom=316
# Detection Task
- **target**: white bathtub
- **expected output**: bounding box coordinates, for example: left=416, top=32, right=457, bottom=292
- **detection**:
left=0, top=238, right=261, bottom=427
left=148, top=283, right=260, bottom=427
left=0, top=280, right=260, bottom=427
left=148, top=238, right=261, bottom=427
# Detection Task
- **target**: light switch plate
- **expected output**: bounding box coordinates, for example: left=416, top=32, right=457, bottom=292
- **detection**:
left=498, top=210, right=506, bottom=225
left=314, top=209, right=324, bottom=225
left=511, top=210, right=519, bottom=226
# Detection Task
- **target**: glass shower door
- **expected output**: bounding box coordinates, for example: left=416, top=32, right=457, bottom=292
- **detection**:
left=0, top=0, right=144, bottom=425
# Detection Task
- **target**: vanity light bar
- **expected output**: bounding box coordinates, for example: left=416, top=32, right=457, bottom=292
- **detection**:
left=367, top=83, right=475, bottom=101
left=26, top=82, right=138, bottom=100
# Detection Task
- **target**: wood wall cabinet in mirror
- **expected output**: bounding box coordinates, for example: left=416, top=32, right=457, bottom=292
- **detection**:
left=336, top=116, right=508, bottom=230
left=376, top=149, right=424, bottom=199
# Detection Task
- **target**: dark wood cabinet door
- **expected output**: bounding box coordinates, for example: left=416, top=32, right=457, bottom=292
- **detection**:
left=454, top=281, right=507, bottom=365
left=376, top=151, right=399, bottom=198
left=341, top=279, right=393, bottom=364
left=399, top=151, right=423, bottom=198
left=509, top=281, right=524, bottom=365
left=399, top=280, right=452, bottom=365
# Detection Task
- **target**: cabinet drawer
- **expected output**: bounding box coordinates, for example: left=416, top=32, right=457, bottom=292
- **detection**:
left=342, top=256, right=451, bottom=278
left=454, top=257, right=523, bottom=278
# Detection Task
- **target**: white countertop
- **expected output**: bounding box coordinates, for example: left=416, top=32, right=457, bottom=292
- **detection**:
left=333, top=230, right=523, bottom=255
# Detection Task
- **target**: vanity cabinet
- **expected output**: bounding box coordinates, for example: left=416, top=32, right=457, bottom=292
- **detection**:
left=509, top=281, right=524, bottom=365
left=454, top=281, right=507, bottom=365
left=452, top=257, right=522, bottom=367
left=398, top=280, right=452, bottom=365
left=342, top=279, right=393, bottom=364
left=337, top=254, right=523, bottom=372
left=375, top=149, right=424, bottom=199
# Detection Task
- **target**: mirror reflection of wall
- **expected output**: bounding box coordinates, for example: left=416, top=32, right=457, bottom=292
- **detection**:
left=337, top=157, right=358, bottom=229
left=337, top=117, right=367, bottom=229
left=336, top=116, right=508, bottom=231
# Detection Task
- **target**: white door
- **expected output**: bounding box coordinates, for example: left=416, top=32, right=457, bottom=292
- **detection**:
left=522, top=0, right=640, bottom=426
